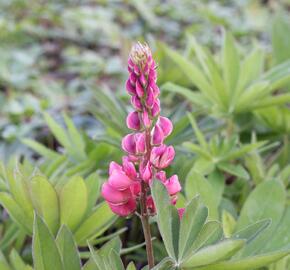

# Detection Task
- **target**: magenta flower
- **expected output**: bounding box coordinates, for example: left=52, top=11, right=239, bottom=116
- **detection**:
left=101, top=42, right=181, bottom=218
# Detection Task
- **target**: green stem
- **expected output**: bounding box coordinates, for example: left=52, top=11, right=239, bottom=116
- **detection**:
left=140, top=182, right=154, bottom=268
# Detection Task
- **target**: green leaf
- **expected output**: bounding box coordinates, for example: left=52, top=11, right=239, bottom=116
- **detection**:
left=151, top=180, right=178, bottom=260
left=63, top=113, right=86, bottom=160
left=222, top=210, right=236, bottom=238
left=33, top=215, right=63, bottom=270
left=43, top=113, right=70, bottom=149
left=0, top=192, right=32, bottom=234
left=271, top=15, right=290, bottom=64
left=165, top=46, right=217, bottom=104
left=60, top=176, right=87, bottom=231
left=109, top=249, right=125, bottom=270
left=236, top=180, right=286, bottom=257
left=189, top=221, right=223, bottom=252
left=56, top=226, right=81, bottom=270
left=187, top=113, right=207, bottom=149
left=178, top=196, right=208, bottom=260
left=181, top=239, right=245, bottom=268
left=222, top=32, right=240, bottom=95
left=74, top=202, right=116, bottom=245
left=185, top=169, right=219, bottom=219
left=30, top=175, right=59, bottom=235
left=217, top=163, right=249, bottom=180
left=9, top=249, right=29, bottom=270
left=262, top=206, right=290, bottom=252
left=236, top=48, right=264, bottom=95
left=0, top=251, right=10, bottom=270
left=197, top=250, right=290, bottom=270
left=22, top=139, right=59, bottom=160
left=232, top=219, right=270, bottom=244
left=85, top=173, right=101, bottom=216
left=161, top=82, right=211, bottom=108
left=152, top=257, right=176, bottom=270
left=126, top=262, right=137, bottom=270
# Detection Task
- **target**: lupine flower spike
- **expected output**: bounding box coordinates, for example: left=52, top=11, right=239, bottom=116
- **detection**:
left=101, top=42, right=181, bottom=268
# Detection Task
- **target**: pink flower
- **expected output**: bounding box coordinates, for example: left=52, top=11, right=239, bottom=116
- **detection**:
left=102, top=42, right=181, bottom=217
left=164, top=175, right=181, bottom=196
left=150, top=145, right=175, bottom=169
left=101, top=182, right=132, bottom=205
left=146, top=196, right=156, bottom=215
left=140, top=162, right=152, bottom=183
left=152, top=124, right=164, bottom=146
left=126, top=111, right=141, bottom=130
left=157, top=116, right=173, bottom=137
left=122, top=133, right=146, bottom=155
left=109, top=198, right=136, bottom=217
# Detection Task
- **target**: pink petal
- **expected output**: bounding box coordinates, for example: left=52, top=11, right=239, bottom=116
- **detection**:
left=108, top=170, right=133, bottom=190
left=136, top=80, right=144, bottom=98
left=151, top=100, right=160, bottom=118
left=126, top=111, right=141, bottom=130
left=122, top=133, right=136, bottom=154
left=126, top=79, right=136, bottom=95
left=164, top=175, right=181, bottom=195
left=102, top=182, right=131, bottom=204
left=122, top=156, right=137, bottom=179
left=157, top=116, right=173, bottom=137
left=152, top=124, right=164, bottom=146
left=131, top=96, right=142, bottom=111
left=135, top=133, right=146, bottom=155
left=109, top=161, right=122, bottom=175
left=109, top=197, right=136, bottom=216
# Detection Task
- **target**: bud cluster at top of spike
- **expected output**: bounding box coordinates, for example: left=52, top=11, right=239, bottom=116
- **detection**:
left=102, top=43, right=181, bottom=217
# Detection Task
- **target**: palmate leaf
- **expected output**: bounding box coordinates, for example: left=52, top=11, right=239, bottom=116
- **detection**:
left=151, top=180, right=288, bottom=269
left=163, top=32, right=290, bottom=117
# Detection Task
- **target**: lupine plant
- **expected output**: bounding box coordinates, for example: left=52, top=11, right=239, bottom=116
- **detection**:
left=101, top=43, right=182, bottom=268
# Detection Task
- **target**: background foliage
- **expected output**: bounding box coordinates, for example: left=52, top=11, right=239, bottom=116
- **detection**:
left=1, top=0, right=290, bottom=269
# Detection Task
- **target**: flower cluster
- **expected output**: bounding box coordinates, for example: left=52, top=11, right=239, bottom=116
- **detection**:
left=102, top=43, right=181, bottom=216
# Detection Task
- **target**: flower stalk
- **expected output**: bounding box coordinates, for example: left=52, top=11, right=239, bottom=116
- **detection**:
left=101, top=42, right=182, bottom=268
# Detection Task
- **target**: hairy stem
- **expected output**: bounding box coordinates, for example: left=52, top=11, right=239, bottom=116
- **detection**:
left=140, top=182, right=154, bottom=268
left=139, top=127, right=155, bottom=268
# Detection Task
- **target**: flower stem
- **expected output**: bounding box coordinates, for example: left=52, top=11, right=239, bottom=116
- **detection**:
left=140, top=181, right=154, bottom=269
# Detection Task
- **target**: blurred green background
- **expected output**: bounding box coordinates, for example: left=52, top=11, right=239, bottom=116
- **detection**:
left=1, top=0, right=289, bottom=161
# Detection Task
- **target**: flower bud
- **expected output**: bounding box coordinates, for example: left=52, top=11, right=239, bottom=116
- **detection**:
left=151, top=100, right=160, bottom=118
left=122, top=133, right=136, bottom=154
left=150, top=145, right=175, bottom=169
left=164, top=175, right=181, bottom=195
left=126, top=111, right=141, bottom=130
left=140, top=162, right=152, bottom=183
left=156, top=170, right=166, bottom=182
left=157, top=116, right=173, bottom=137
left=109, top=161, right=122, bottom=175
left=135, top=133, right=146, bottom=155
left=126, top=79, right=136, bottom=95
left=122, top=156, right=137, bottom=179
left=152, top=124, right=164, bottom=146
left=146, top=196, right=156, bottom=215
left=145, top=87, right=154, bottom=108
left=131, top=96, right=142, bottom=111
left=142, top=110, right=151, bottom=128
left=136, top=80, right=144, bottom=98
